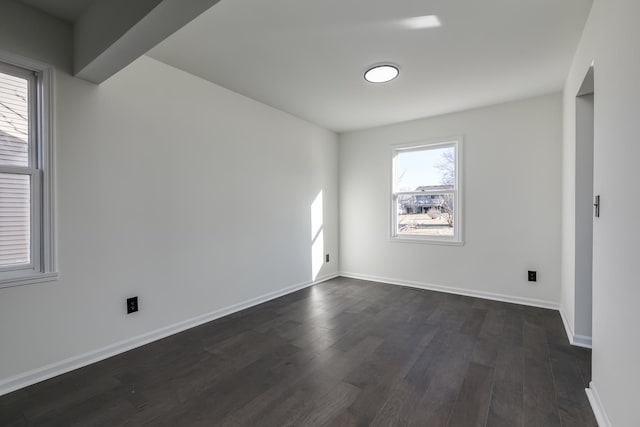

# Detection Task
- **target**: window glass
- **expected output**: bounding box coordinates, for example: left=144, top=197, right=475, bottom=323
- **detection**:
left=392, top=139, right=461, bottom=244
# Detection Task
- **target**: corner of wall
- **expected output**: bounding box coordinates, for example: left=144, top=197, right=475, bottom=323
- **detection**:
left=559, top=307, right=592, bottom=349
left=0, top=0, right=73, bottom=72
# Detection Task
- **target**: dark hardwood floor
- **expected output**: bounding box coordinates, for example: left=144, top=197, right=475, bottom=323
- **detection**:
left=0, top=277, right=596, bottom=426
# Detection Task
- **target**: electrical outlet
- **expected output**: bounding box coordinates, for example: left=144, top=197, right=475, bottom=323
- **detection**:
left=528, top=271, right=537, bottom=282
left=127, top=296, right=138, bottom=314
left=325, top=253, right=330, bottom=263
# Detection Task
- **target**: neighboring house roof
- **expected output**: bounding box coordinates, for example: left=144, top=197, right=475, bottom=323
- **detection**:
left=415, top=185, right=453, bottom=191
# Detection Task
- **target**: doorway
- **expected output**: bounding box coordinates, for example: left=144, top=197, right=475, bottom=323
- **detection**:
left=574, top=66, right=594, bottom=345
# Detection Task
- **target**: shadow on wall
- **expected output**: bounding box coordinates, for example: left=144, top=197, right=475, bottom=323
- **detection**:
left=311, top=190, right=324, bottom=281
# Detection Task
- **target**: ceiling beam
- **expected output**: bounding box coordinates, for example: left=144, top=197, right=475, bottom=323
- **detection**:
left=74, top=0, right=221, bottom=84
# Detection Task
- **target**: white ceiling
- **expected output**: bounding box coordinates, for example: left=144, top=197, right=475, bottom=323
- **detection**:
left=149, top=0, right=592, bottom=133
left=17, top=0, right=94, bottom=22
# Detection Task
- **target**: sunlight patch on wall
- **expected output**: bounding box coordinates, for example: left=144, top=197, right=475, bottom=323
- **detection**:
left=311, top=190, right=324, bottom=281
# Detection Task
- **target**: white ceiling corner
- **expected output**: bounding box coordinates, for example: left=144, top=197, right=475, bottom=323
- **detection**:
left=17, top=0, right=95, bottom=22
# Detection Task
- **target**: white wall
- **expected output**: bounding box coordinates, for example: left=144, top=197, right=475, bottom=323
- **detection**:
left=340, top=94, right=562, bottom=307
left=0, top=0, right=72, bottom=71
left=0, top=4, right=338, bottom=386
left=562, top=0, right=640, bottom=425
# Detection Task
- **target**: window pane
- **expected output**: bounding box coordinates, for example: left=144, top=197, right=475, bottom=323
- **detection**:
left=397, top=146, right=454, bottom=191
left=0, top=71, right=29, bottom=167
left=397, top=193, right=454, bottom=237
left=0, top=173, right=30, bottom=266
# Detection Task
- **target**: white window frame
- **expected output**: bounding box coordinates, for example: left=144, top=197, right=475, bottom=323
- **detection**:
left=390, top=136, right=464, bottom=245
left=0, top=51, right=57, bottom=288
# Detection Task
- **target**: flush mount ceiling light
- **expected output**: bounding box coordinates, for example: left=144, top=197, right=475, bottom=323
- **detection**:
left=364, top=64, right=399, bottom=83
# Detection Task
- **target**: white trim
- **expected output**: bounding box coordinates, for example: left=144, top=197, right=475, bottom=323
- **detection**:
left=560, top=309, right=575, bottom=343
left=340, top=271, right=559, bottom=310
left=0, top=271, right=58, bottom=288
left=0, top=272, right=338, bottom=397
left=0, top=49, right=54, bottom=73
left=559, top=309, right=593, bottom=349
left=586, top=381, right=612, bottom=427
left=40, top=64, right=56, bottom=276
left=389, top=237, right=464, bottom=246
left=572, top=333, right=592, bottom=348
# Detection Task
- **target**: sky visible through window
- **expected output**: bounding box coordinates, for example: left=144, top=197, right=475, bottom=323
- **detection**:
left=397, top=146, right=453, bottom=191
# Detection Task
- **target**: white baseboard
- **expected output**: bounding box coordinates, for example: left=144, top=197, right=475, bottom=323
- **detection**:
left=586, top=381, right=611, bottom=427
left=0, top=272, right=338, bottom=397
left=559, top=309, right=593, bottom=349
left=572, top=334, right=593, bottom=348
left=340, top=272, right=560, bottom=310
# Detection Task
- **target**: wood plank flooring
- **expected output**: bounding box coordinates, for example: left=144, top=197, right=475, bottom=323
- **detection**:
left=0, top=277, right=596, bottom=426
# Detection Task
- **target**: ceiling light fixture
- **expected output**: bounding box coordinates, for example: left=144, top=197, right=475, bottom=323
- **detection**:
left=401, top=15, right=441, bottom=29
left=364, top=64, right=399, bottom=83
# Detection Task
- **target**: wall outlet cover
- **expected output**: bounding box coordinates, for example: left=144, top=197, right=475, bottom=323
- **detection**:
left=127, top=296, right=138, bottom=314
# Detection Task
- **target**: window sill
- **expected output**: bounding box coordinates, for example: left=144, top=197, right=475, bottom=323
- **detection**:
left=0, top=271, right=59, bottom=289
left=390, top=236, right=464, bottom=246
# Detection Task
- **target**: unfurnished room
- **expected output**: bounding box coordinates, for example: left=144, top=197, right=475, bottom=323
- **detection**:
left=0, top=0, right=638, bottom=426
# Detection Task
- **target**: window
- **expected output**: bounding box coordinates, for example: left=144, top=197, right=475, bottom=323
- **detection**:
left=391, top=137, right=463, bottom=244
left=0, top=57, right=56, bottom=288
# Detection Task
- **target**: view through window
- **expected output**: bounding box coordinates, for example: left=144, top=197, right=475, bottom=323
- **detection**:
left=392, top=138, right=461, bottom=243
left=0, top=66, right=33, bottom=268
